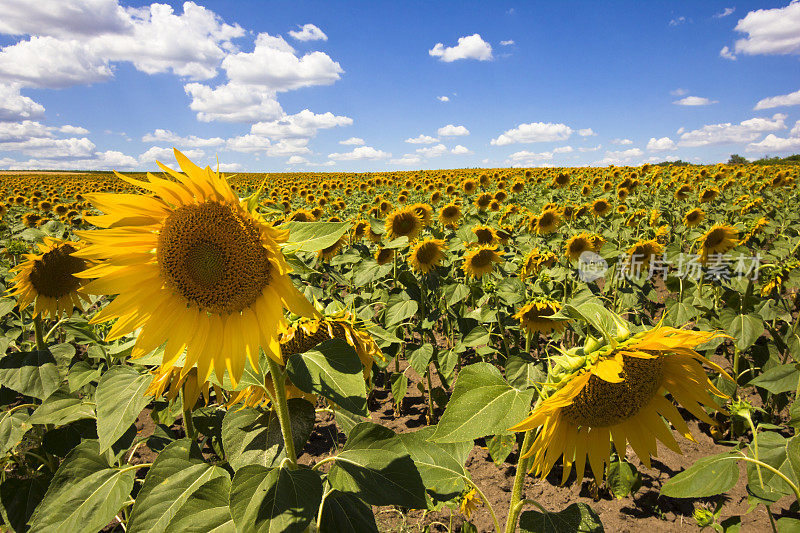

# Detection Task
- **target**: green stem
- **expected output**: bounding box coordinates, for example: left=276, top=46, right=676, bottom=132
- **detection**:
left=505, top=429, right=535, bottom=533
left=266, top=357, right=297, bottom=469
left=43, top=318, right=67, bottom=343
left=180, top=381, right=197, bottom=442
left=311, top=456, right=338, bottom=471
left=426, top=363, right=435, bottom=423
left=33, top=315, right=46, bottom=351
left=118, top=462, right=153, bottom=475
left=736, top=455, right=800, bottom=503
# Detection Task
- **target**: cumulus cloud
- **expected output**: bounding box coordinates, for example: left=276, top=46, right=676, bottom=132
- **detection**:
left=286, top=155, right=309, bottom=165
left=720, top=46, right=737, bottom=60
left=405, top=134, right=439, bottom=144
left=506, top=150, right=554, bottom=164
left=553, top=145, right=574, bottom=153
left=139, top=146, right=204, bottom=163
left=226, top=135, right=310, bottom=157
left=578, top=144, right=602, bottom=152
left=288, top=23, right=327, bottom=42
left=646, top=137, right=676, bottom=151
left=339, top=137, right=365, bottom=146
left=0, top=83, right=45, bottom=121
left=451, top=144, right=473, bottom=155
left=437, top=95, right=450, bottom=102
left=612, top=138, right=633, bottom=145
left=437, top=124, right=469, bottom=136
left=328, top=146, right=390, bottom=160
left=673, top=96, right=718, bottom=106
left=678, top=113, right=787, bottom=147
left=746, top=133, right=800, bottom=152
left=490, top=121, right=572, bottom=145
left=184, top=82, right=284, bottom=123
left=249, top=109, right=352, bottom=139
left=577, top=128, right=596, bottom=136
left=141, top=128, right=225, bottom=147
left=390, top=154, right=422, bottom=165
left=721, top=2, right=800, bottom=59
left=4, top=149, right=139, bottom=170
left=0, top=120, right=52, bottom=142
left=429, top=34, right=493, bottom=62
left=416, top=143, right=449, bottom=157
left=0, top=136, right=96, bottom=159
left=754, top=88, right=800, bottom=110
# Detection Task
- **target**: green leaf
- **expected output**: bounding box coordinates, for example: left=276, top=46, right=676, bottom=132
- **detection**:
left=721, top=310, right=763, bottom=352
left=164, top=476, right=234, bottom=533
left=390, top=372, right=407, bottom=411
left=396, top=426, right=471, bottom=503
left=443, top=283, right=470, bottom=307
left=496, top=278, right=526, bottom=306
left=0, top=475, right=49, bottom=533
left=562, top=300, right=630, bottom=346
left=660, top=452, right=740, bottom=498
left=0, top=298, right=16, bottom=319
left=229, top=465, right=322, bottom=533
left=220, top=400, right=315, bottom=471
left=28, top=387, right=96, bottom=426
left=506, top=355, right=545, bottom=390
left=775, top=517, right=800, bottom=533
left=385, top=299, right=418, bottom=327
left=462, top=326, right=490, bottom=347
left=746, top=432, right=799, bottom=503
left=318, top=490, right=378, bottom=533
left=281, top=221, right=350, bottom=253
left=606, top=460, right=641, bottom=499
left=286, top=339, right=367, bottom=416
left=0, top=409, right=31, bottom=454
left=68, top=361, right=101, bottom=392
left=0, top=349, right=61, bottom=400
left=749, top=364, right=800, bottom=394
left=128, top=439, right=226, bottom=533
left=334, top=409, right=367, bottom=438
left=95, top=365, right=151, bottom=453
left=29, top=441, right=133, bottom=533
left=487, top=434, right=516, bottom=466
left=430, top=363, right=535, bottom=443
left=664, top=299, right=698, bottom=325
left=327, top=422, right=427, bottom=508
left=519, top=503, right=604, bottom=533
left=408, top=344, right=433, bottom=376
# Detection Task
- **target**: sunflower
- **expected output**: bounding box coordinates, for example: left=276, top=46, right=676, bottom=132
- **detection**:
left=472, top=225, right=498, bottom=246
left=521, top=248, right=557, bottom=279
left=684, top=208, right=705, bottom=228
left=375, top=247, right=394, bottom=265
left=510, top=324, right=731, bottom=483
left=408, top=238, right=447, bottom=274
left=8, top=237, right=88, bottom=318
left=439, top=203, right=462, bottom=227
left=462, top=179, right=477, bottom=194
left=385, top=207, right=423, bottom=241
left=73, top=150, right=317, bottom=387
left=697, top=225, right=739, bottom=263
left=352, top=219, right=369, bottom=242
left=514, top=299, right=566, bottom=335
left=288, top=208, right=316, bottom=222
left=474, top=193, right=493, bottom=211
left=529, top=208, right=561, bottom=235
left=462, top=246, right=503, bottom=279
left=552, top=172, right=571, bottom=188
left=699, top=187, right=719, bottom=204
left=674, top=184, right=692, bottom=200
left=591, top=199, right=612, bottom=217
left=627, top=239, right=663, bottom=274
left=146, top=366, right=223, bottom=409
left=459, top=489, right=482, bottom=519
left=318, top=234, right=347, bottom=262
left=564, top=232, right=601, bottom=262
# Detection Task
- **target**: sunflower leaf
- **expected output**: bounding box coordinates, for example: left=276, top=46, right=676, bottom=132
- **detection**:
left=164, top=475, right=234, bottom=533
left=660, top=452, right=740, bottom=498
left=0, top=349, right=61, bottom=401
left=748, top=363, right=800, bottom=394
left=317, top=490, right=378, bottom=533
left=95, top=365, right=152, bottom=453
left=281, top=221, right=350, bottom=253
left=519, top=502, right=604, bottom=533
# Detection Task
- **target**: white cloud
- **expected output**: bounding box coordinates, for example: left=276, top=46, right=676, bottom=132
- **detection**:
left=792, top=120, right=800, bottom=137
left=5, top=149, right=139, bottom=170
left=141, top=129, right=224, bottom=147
left=437, top=95, right=450, bottom=102
left=139, top=146, right=204, bottom=163
left=339, top=137, right=365, bottom=146
left=437, top=124, right=470, bottom=136
left=222, top=32, right=342, bottom=91
left=669, top=16, right=687, bottom=26
left=405, top=134, right=439, bottom=144
left=416, top=143, right=448, bottom=158
left=215, top=162, right=243, bottom=172
left=500, top=40, right=514, bottom=46
left=226, top=135, right=310, bottom=157
left=0, top=120, right=52, bottom=142
left=719, top=46, right=737, bottom=60
left=288, top=23, right=327, bottom=42
left=0, top=0, right=130, bottom=39
left=429, top=33, right=493, bottom=62
left=612, top=138, right=634, bottom=145
left=184, top=82, right=283, bottom=123
left=0, top=83, right=45, bottom=121
left=670, top=88, right=689, bottom=96
left=754, top=88, right=800, bottom=110
left=746, top=133, right=800, bottom=152
left=646, top=136, right=676, bottom=151
left=673, top=96, right=718, bottom=106
left=59, top=125, right=89, bottom=135
left=678, top=113, right=787, bottom=147
left=507, top=150, right=554, bottom=164
left=451, top=144, right=473, bottom=155
left=578, top=144, right=602, bottom=152
left=286, top=155, right=309, bottom=165
left=577, top=128, right=596, bottom=137
left=390, top=154, right=422, bottom=165
left=490, top=121, right=572, bottom=145
left=249, top=109, right=352, bottom=139
left=0, top=136, right=96, bottom=158
left=715, top=7, right=736, bottom=18
left=725, top=2, right=800, bottom=58
left=553, top=145, right=574, bottom=154
left=328, top=146, right=390, bottom=161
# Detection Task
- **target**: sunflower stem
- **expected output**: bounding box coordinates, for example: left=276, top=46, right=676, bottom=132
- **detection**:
left=33, top=315, right=46, bottom=351
left=505, top=428, right=535, bottom=533
left=266, top=357, right=297, bottom=469
left=180, top=381, right=197, bottom=442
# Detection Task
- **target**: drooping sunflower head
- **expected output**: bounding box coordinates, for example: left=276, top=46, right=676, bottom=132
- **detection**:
left=684, top=207, right=705, bottom=227
left=375, top=247, right=394, bottom=265
left=472, top=225, right=498, bottom=246
left=513, top=299, right=566, bottom=336
left=627, top=238, right=663, bottom=272
left=352, top=219, right=369, bottom=241
left=674, top=184, right=692, bottom=200
left=697, top=224, right=739, bottom=263
left=408, top=238, right=447, bottom=274
left=552, top=172, right=571, bottom=188
left=521, top=248, right=557, bottom=279
left=699, top=187, right=719, bottom=204
left=318, top=234, right=347, bottom=262
left=564, top=232, right=600, bottom=262
left=8, top=237, right=88, bottom=318
left=591, top=198, right=612, bottom=217
left=510, top=319, right=731, bottom=483
left=474, top=193, right=493, bottom=211
left=385, top=207, right=423, bottom=241
left=462, top=245, right=503, bottom=279
left=74, top=149, right=317, bottom=387
left=439, top=202, right=461, bottom=227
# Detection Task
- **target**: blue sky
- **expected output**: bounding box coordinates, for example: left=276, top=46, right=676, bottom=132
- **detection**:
left=0, top=0, right=798, bottom=172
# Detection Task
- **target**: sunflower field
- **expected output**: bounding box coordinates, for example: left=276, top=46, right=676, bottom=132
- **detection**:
left=0, top=150, right=798, bottom=532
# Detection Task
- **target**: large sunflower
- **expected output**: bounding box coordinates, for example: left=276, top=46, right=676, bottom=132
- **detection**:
left=439, top=203, right=461, bottom=227
left=510, top=325, right=730, bottom=483
left=697, top=225, right=739, bottom=263
left=8, top=237, right=88, bottom=318
left=462, top=246, right=503, bottom=279
left=514, top=299, right=566, bottom=335
left=73, top=150, right=317, bottom=387
left=408, top=238, right=447, bottom=274
left=564, top=232, right=601, bottom=262
left=529, top=208, right=561, bottom=235
left=684, top=207, right=705, bottom=228
left=385, top=207, right=423, bottom=241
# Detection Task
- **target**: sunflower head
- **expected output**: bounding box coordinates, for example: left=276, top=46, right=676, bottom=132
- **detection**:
left=439, top=203, right=461, bottom=227
left=408, top=238, right=447, bottom=274
left=564, top=232, right=601, bottom=262
left=591, top=199, right=611, bottom=217
left=375, top=247, right=394, bottom=265
left=684, top=207, right=705, bottom=228
left=462, top=245, right=503, bottom=279
left=627, top=239, right=663, bottom=273
left=513, top=299, right=566, bottom=335
left=472, top=225, right=498, bottom=246
left=521, top=248, right=557, bottom=279
left=474, top=193, right=493, bottom=210
left=697, top=224, right=739, bottom=263
left=385, top=207, right=423, bottom=241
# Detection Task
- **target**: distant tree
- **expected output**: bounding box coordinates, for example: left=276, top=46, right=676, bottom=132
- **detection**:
left=727, top=154, right=748, bottom=165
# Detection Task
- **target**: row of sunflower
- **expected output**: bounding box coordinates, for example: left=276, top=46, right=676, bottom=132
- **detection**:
left=0, top=150, right=798, bottom=532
